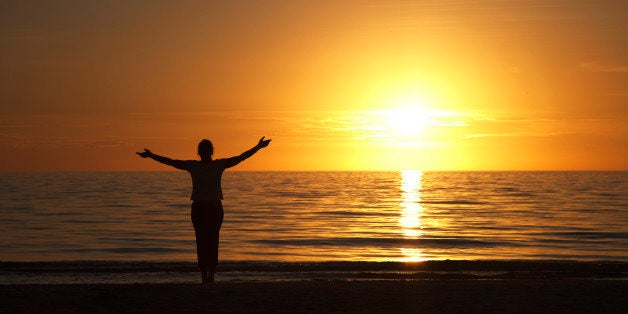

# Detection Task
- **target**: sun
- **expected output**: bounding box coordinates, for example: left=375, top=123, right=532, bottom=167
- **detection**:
left=386, top=106, right=432, bottom=136
left=381, top=94, right=435, bottom=136
left=361, top=92, right=460, bottom=146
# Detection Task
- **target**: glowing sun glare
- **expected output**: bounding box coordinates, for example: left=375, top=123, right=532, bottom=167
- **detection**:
left=386, top=107, right=432, bottom=136
left=381, top=93, right=435, bottom=136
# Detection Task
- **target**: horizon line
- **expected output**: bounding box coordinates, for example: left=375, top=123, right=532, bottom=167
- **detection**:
left=1, top=169, right=626, bottom=173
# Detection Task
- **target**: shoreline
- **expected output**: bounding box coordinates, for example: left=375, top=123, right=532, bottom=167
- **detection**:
left=4, top=259, right=627, bottom=270
left=2, top=279, right=627, bottom=313
left=2, top=260, right=626, bottom=285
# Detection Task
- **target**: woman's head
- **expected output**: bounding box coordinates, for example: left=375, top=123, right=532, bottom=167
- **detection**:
left=197, top=139, right=214, bottom=158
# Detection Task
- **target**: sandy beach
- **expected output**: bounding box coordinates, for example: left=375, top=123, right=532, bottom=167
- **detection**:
left=2, top=279, right=627, bottom=313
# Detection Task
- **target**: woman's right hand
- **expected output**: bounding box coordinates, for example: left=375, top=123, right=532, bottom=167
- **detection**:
left=136, top=149, right=153, bottom=158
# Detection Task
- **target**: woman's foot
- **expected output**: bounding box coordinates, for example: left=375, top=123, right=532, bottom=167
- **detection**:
left=201, top=269, right=208, bottom=284
left=201, top=274, right=214, bottom=284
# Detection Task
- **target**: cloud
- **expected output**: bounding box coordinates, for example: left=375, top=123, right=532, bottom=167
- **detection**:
left=460, top=115, right=625, bottom=141
left=85, top=140, right=132, bottom=148
left=579, top=62, right=628, bottom=73
left=0, top=133, right=132, bottom=149
left=461, top=132, right=567, bottom=139
left=603, top=90, right=628, bottom=96
left=275, top=109, right=469, bottom=145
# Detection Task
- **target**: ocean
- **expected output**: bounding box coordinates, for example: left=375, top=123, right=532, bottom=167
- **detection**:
left=1, top=171, right=627, bottom=283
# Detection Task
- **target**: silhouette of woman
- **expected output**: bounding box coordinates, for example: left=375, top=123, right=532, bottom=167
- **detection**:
left=137, top=137, right=271, bottom=283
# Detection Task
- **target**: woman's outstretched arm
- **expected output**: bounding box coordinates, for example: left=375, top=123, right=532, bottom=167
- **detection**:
left=224, top=136, right=271, bottom=168
left=136, top=149, right=188, bottom=170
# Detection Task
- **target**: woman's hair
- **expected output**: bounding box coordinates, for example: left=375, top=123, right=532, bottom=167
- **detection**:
left=197, top=139, right=214, bottom=157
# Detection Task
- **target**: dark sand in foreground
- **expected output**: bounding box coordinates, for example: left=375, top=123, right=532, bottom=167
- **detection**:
left=2, top=279, right=627, bottom=313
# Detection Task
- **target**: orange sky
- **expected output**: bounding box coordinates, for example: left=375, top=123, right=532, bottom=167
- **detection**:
left=1, top=0, right=626, bottom=171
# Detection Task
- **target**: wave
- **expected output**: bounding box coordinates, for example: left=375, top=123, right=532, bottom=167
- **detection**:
left=420, top=200, right=487, bottom=205
left=251, top=237, right=520, bottom=248
left=67, top=247, right=190, bottom=254
left=313, top=210, right=386, bottom=217
left=2, top=260, right=626, bottom=284
left=2, top=260, right=626, bottom=273
left=536, top=231, right=628, bottom=240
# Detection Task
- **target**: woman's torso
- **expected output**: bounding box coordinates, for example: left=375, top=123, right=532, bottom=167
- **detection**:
left=186, top=159, right=227, bottom=201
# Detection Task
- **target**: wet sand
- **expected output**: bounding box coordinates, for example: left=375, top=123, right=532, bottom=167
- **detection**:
left=2, top=279, right=627, bottom=313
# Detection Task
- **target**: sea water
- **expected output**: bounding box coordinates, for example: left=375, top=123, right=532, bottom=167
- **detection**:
left=2, top=171, right=626, bottom=264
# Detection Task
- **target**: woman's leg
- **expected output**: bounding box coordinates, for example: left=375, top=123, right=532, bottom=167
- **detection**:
left=191, top=200, right=224, bottom=283
left=191, top=201, right=211, bottom=283
left=207, top=201, right=224, bottom=282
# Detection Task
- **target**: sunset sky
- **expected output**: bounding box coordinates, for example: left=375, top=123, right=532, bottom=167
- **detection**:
left=1, top=0, right=626, bottom=171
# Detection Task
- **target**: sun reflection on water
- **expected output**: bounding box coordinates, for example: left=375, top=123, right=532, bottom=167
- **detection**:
left=399, top=170, right=426, bottom=262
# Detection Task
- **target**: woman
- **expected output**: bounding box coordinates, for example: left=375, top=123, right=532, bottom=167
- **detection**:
left=136, top=136, right=271, bottom=283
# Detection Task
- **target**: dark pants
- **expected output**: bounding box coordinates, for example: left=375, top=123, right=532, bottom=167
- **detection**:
left=191, top=200, right=224, bottom=269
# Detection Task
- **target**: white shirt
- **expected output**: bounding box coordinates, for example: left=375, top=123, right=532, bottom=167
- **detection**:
left=183, top=159, right=228, bottom=201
